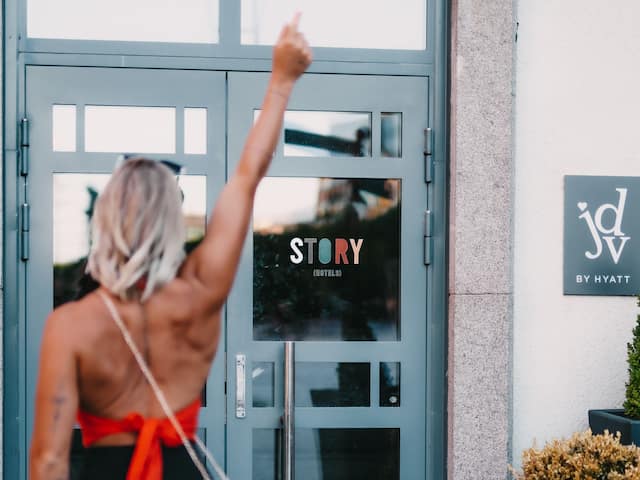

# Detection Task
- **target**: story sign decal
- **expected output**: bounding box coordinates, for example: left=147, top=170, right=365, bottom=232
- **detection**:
left=289, top=237, right=364, bottom=278
left=564, top=176, right=640, bottom=295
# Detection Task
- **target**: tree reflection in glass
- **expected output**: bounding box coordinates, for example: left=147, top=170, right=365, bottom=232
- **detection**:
left=253, top=177, right=400, bottom=341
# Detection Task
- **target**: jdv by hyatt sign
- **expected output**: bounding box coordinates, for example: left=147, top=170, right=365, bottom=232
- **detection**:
left=564, top=176, right=640, bottom=295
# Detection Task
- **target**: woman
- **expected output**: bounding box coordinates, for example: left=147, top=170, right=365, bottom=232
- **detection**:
left=29, top=14, right=312, bottom=480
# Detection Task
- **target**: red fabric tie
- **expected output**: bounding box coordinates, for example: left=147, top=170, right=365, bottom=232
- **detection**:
left=77, top=399, right=201, bottom=480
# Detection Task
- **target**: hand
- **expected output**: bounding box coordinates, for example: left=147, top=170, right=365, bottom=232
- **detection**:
left=272, top=13, right=313, bottom=87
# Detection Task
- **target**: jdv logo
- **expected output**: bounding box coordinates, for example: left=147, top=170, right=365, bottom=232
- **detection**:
left=577, top=188, right=630, bottom=264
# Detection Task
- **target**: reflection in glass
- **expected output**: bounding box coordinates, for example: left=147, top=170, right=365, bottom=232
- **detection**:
left=380, top=362, right=400, bottom=407
left=254, top=110, right=372, bottom=157
left=184, top=108, right=208, bottom=155
left=52, top=105, right=77, bottom=152
left=53, top=174, right=207, bottom=307
left=253, top=362, right=275, bottom=407
left=253, top=429, right=281, bottom=480
left=253, top=428, right=400, bottom=480
left=85, top=106, right=176, bottom=154
left=381, top=113, right=402, bottom=158
left=179, top=176, right=208, bottom=245
left=253, top=177, right=400, bottom=341
left=242, top=0, right=426, bottom=50
left=296, top=363, right=369, bottom=407
left=28, top=0, right=219, bottom=43
left=284, top=111, right=371, bottom=157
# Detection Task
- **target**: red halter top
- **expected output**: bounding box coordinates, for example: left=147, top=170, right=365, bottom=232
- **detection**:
left=77, top=398, right=202, bottom=480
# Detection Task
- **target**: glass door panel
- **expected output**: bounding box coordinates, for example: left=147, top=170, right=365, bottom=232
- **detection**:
left=253, top=176, right=400, bottom=342
left=227, top=72, right=429, bottom=479
left=252, top=428, right=400, bottom=480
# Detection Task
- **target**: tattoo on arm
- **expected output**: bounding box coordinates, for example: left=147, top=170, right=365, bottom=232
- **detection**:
left=50, top=382, right=67, bottom=433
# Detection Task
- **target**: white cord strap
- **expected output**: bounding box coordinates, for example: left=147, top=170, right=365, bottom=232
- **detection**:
left=98, top=291, right=229, bottom=480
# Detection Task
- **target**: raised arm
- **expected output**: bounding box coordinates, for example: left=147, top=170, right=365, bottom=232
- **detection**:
left=182, top=13, right=312, bottom=308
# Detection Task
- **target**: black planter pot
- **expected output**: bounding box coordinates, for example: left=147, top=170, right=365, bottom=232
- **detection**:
left=589, top=409, right=640, bottom=445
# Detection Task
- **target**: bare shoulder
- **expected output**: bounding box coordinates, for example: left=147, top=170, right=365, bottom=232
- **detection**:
left=37, top=300, right=94, bottom=372
left=45, top=294, right=108, bottom=345
left=45, top=300, right=86, bottom=337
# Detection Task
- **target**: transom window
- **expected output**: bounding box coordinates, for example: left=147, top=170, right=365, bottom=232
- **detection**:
left=26, top=0, right=427, bottom=51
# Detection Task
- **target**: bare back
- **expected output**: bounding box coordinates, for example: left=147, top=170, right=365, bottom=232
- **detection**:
left=69, top=278, right=220, bottom=445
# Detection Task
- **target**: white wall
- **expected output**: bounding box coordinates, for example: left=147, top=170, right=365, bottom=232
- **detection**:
left=513, top=0, right=640, bottom=466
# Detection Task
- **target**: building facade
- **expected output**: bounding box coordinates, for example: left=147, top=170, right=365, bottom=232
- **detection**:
left=3, top=0, right=639, bottom=479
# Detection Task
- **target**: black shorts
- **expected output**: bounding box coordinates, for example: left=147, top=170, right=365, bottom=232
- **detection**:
left=72, top=443, right=207, bottom=480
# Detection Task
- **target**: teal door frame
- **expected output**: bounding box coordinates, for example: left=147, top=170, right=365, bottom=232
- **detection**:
left=3, top=1, right=449, bottom=478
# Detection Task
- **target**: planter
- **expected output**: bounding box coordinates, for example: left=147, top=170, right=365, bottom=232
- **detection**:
left=589, top=409, right=640, bottom=445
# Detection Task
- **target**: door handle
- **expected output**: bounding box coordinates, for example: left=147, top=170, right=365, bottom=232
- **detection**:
left=236, top=354, right=246, bottom=418
left=283, top=341, right=295, bottom=480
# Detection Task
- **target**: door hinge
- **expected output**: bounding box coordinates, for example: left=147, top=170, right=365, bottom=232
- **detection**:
left=20, top=203, right=30, bottom=261
left=424, top=127, right=433, bottom=183
left=224, top=351, right=228, bottom=424
left=20, top=118, right=30, bottom=176
left=423, top=210, right=433, bottom=265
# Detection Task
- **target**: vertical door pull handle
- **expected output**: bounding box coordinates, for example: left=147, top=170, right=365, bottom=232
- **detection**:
left=236, top=354, right=246, bottom=418
left=283, top=342, right=295, bottom=480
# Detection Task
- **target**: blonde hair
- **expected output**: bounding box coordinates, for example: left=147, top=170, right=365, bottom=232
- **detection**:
left=86, top=158, right=186, bottom=301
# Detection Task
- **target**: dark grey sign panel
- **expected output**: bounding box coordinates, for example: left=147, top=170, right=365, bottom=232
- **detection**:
left=565, top=176, right=640, bottom=295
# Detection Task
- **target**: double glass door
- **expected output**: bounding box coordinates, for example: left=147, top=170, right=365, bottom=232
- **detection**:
left=21, top=66, right=430, bottom=479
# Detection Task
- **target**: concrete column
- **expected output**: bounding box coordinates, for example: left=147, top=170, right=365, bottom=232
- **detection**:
left=449, top=0, right=516, bottom=478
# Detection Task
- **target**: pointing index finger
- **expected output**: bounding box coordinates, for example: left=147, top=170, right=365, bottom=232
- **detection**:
left=290, top=12, right=302, bottom=31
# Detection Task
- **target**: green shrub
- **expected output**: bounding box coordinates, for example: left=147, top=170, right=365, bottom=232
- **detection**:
left=511, top=430, right=640, bottom=480
left=624, top=297, right=640, bottom=419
